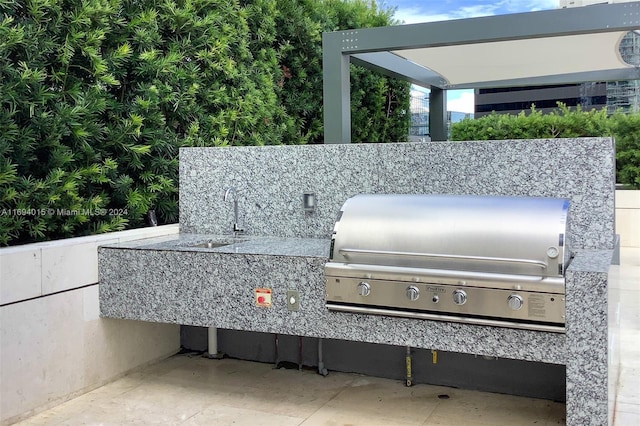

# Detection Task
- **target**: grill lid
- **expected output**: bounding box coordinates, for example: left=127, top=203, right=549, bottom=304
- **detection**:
left=329, top=194, right=571, bottom=277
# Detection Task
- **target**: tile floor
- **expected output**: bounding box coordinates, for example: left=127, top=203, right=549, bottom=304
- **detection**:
left=17, top=248, right=640, bottom=426
left=608, top=247, right=640, bottom=426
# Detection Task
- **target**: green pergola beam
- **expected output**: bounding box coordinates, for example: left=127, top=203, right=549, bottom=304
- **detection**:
left=448, top=68, right=640, bottom=90
left=335, top=3, right=640, bottom=54
left=351, top=53, right=447, bottom=89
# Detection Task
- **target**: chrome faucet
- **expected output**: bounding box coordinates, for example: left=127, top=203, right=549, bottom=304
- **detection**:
left=223, top=187, right=244, bottom=234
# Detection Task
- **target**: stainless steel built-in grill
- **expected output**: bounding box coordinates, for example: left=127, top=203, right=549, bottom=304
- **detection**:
left=325, top=194, right=571, bottom=333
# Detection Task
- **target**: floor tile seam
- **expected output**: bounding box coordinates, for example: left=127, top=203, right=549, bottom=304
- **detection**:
left=611, top=272, right=640, bottom=277
left=617, top=326, right=640, bottom=332
left=618, top=334, right=640, bottom=342
left=144, top=369, right=361, bottom=396
left=15, top=414, right=65, bottom=426
left=172, top=399, right=308, bottom=425
left=141, top=370, right=272, bottom=390
left=415, top=400, right=446, bottom=426
left=623, top=345, right=640, bottom=357
left=419, top=412, right=498, bottom=426
left=611, top=287, right=640, bottom=292
left=175, top=409, right=202, bottom=425
left=190, top=380, right=343, bottom=417
left=104, top=379, right=253, bottom=411
left=615, top=402, right=640, bottom=415
left=618, top=326, right=640, bottom=332
left=300, top=406, right=432, bottom=426
left=92, top=378, right=150, bottom=401
left=296, top=374, right=425, bottom=423
left=7, top=377, right=142, bottom=426
left=616, top=366, right=640, bottom=382
left=612, top=361, right=623, bottom=426
left=194, top=395, right=311, bottom=424
left=294, top=384, right=358, bottom=423
left=617, top=395, right=640, bottom=404
left=16, top=398, right=94, bottom=426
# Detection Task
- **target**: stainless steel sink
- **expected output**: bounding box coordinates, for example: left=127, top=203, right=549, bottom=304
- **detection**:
left=192, top=241, right=232, bottom=249
left=190, top=239, right=246, bottom=249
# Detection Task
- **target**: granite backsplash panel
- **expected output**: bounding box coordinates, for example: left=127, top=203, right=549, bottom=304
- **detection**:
left=179, top=138, right=615, bottom=250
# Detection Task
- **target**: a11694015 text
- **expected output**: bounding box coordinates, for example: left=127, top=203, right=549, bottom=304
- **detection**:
left=0, top=208, right=128, bottom=217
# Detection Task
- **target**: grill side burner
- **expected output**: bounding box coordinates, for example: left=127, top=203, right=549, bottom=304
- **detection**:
left=324, top=194, right=571, bottom=333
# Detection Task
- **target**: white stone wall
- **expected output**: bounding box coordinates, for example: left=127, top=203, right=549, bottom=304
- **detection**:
left=0, top=225, right=181, bottom=425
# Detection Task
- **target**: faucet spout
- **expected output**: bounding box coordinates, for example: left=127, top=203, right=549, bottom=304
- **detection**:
left=223, top=187, right=234, bottom=202
left=223, top=187, right=244, bottom=234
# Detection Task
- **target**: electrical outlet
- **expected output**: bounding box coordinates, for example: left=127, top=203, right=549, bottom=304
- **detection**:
left=286, top=290, right=300, bottom=311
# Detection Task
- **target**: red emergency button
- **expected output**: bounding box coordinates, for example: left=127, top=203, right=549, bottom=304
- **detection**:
left=255, top=288, right=272, bottom=307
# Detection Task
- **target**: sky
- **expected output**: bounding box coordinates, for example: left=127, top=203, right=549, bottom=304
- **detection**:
left=384, top=0, right=561, bottom=113
left=387, top=0, right=560, bottom=25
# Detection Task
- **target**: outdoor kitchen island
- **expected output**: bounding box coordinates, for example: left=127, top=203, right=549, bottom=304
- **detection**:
left=99, top=138, right=615, bottom=426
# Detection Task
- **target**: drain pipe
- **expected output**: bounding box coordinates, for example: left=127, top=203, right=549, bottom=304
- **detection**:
left=405, top=346, right=413, bottom=387
left=317, top=338, right=328, bottom=376
left=207, top=327, right=222, bottom=359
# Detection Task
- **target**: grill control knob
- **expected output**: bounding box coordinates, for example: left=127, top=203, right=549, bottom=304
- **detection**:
left=507, top=294, right=524, bottom=310
left=406, top=286, right=420, bottom=301
left=452, top=289, right=467, bottom=305
left=357, top=281, right=371, bottom=297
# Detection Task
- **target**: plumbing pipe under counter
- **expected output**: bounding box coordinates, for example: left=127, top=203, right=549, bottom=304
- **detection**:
left=208, top=327, right=223, bottom=359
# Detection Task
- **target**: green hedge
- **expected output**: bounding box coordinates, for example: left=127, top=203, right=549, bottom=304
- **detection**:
left=450, top=104, right=640, bottom=189
left=263, top=0, right=410, bottom=144
left=0, top=0, right=409, bottom=246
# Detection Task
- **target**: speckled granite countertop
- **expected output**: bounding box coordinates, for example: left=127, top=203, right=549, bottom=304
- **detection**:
left=102, top=233, right=330, bottom=258
left=99, top=234, right=571, bottom=365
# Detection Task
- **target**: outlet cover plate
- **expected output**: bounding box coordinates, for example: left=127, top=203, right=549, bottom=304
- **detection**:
left=286, top=290, right=299, bottom=311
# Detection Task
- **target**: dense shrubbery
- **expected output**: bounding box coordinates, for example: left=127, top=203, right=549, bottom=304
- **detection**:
left=451, top=104, right=640, bottom=189
left=0, top=0, right=409, bottom=246
left=270, top=0, right=410, bottom=143
left=610, top=112, right=640, bottom=189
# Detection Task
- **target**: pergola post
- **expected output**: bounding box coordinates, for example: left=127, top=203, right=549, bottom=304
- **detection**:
left=322, top=33, right=351, bottom=144
left=429, top=87, right=447, bottom=141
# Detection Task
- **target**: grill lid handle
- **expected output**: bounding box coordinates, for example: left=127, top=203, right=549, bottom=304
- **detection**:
left=338, top=248, right=548, bottom=269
